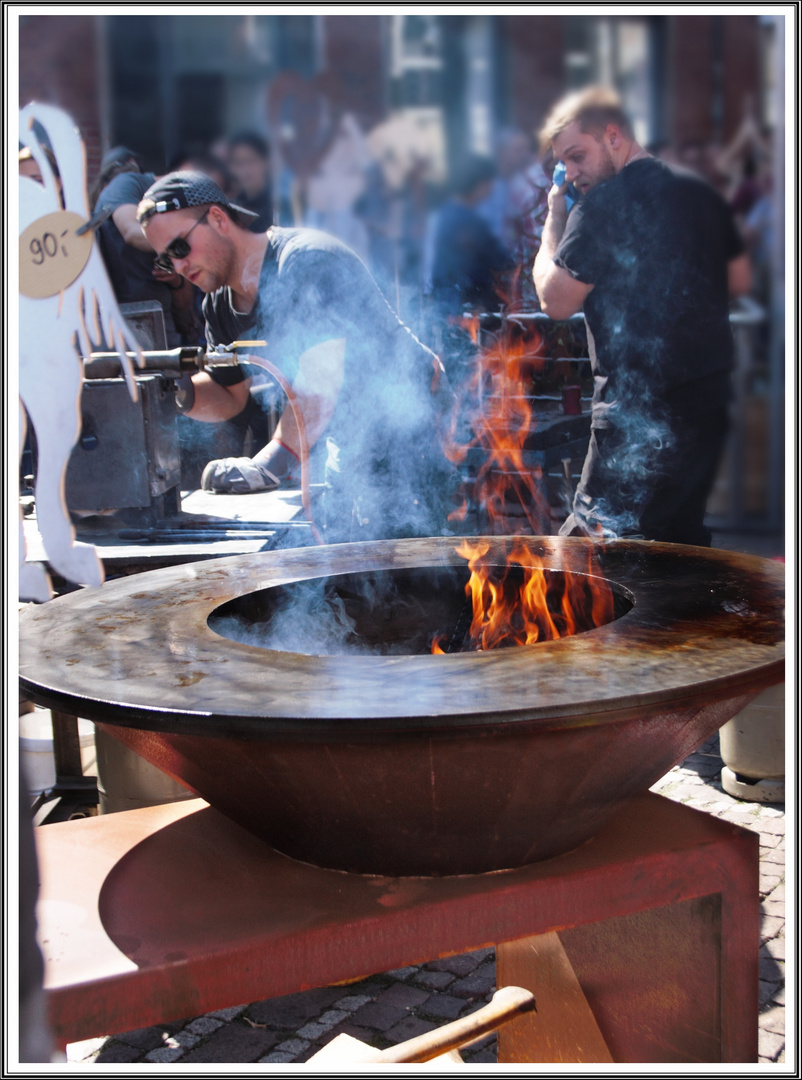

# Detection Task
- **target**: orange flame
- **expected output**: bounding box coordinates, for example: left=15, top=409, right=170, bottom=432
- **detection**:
left=434, top=298, right=610, bottom=655
left=433, top=539, right=615, bottom=654
left=443, top=318, right=552, bottom=535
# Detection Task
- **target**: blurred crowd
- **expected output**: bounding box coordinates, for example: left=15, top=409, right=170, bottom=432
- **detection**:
left=58, top=93, right=772, bottom=356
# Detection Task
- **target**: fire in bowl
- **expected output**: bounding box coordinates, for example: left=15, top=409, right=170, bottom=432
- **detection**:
left=19, top=537, right=783, bottom=875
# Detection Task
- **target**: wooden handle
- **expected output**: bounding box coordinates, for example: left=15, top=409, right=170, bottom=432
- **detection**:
left=373, top=985, right=536, bottom=1064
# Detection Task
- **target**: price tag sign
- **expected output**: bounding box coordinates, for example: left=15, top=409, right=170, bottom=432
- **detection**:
left=19, top=211, right=94, bottom=299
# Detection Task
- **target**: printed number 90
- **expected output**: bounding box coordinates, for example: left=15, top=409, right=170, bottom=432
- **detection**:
left=29, top=231, right=67, bottom=265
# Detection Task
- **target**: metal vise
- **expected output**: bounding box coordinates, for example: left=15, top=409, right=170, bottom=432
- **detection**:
left=64, top=344, right=242, bottom=524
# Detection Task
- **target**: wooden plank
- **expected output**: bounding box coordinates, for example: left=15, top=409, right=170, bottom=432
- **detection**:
left=497, top=932, right=613, bottom=1063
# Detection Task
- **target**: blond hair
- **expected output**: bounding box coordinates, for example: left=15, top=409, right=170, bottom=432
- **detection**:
left=539, top=86, right=633, bottom=151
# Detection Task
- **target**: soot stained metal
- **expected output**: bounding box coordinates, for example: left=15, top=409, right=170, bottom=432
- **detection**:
left=19, top=536, right=783, bottom=875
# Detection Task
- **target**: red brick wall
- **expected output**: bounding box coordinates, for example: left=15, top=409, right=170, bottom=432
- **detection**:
left=668, top=15, right=715, bottom=145
left=502, top=15, right=565, bottom=138
left=322, top=15, right=386, bottom=131
left=668, top=15, right=758, bottom=147
left=19, top=14, right=103, bottom=183
left=723, top=16, right=759, bottom=139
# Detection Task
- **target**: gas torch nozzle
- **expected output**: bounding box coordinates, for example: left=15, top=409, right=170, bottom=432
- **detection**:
left=83, top=340, right=265, bottom=380
left=83, top=346, right=207, bottom=381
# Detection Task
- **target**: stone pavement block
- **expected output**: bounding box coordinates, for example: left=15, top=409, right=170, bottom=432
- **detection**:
left=757, top=831, right=783, bottom=849
left=384, top=965, right=419, bottom=979
left=185, top=1016, right=224, bottom=1036
left=760, top=846, right=785, bottom=864
left=426, top=954, right=480, bottom=977
left=296, top=1009, right=350, bottom=1040
left=318, top=1021, right=385, bottom=1049
left=276, top=1037, right=311, bottom=1055
left=759, top=956, right=784, bottom=982
left=385, top=1015, right=438, bottom=1043
left=771, top=986, right=786, bottom=1006
left=766, top=882, right=785, bottom=902
left=419, top=994, right=465, bottom=1020
left=759, top=874, right=783, bottom=895
left=413, top=969, right=456, bottom=991
left=113, top=1024, right=183, bottom=1051
left=760, top=915, right=785, bottom=941
left=94, top=1041, right=144, bottom=1064
left=761, top=899, right=785, bottom=918
left=761, top=937, right=786, bottom=961
left=757, top=816, right=785, bottom=835
left=469, top=947, right=495, bottom=962
left=348, top=1000, right=408, bottom=1031
left=758, top=1029, right=785, bottom=1061
left=463, top=1045, right=497, bottom=1063
left=247, top=987, right=343, bottom=1028
left=181, top=1022, right=280, bottom=1063
left=759, top=1005, right=785, bottom=1035
left=681, top=758, right=721, bottom=776
left=377, top=982, right=431, bottom=1009
left=144, top=1046, right=184, bottom=1063
left=759, top=980, right=783, bottom=1007
left=341, top=979, right=386, bottom=1000
left=207, top=1004, right=247, bottom=1021
left=260, top=1051, right=295, bottom=1063
left=169, top=1030, right=200, bottom=1048
left=450, top=963, right=496, bottom=999
left=332, top=994, right=373, bottom=1013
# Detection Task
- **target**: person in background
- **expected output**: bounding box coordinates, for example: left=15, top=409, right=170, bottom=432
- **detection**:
left=88, top=145, right=142, bottom=213
left=430, top=155, right=515, bottom=320
left=504, top=134, right=553, bottom=305
left=713, top=96, right=773, bottom=227
left=19, top=143, right=62, bottom=197
left=170, top=149, right=234, bottom=200
left=534, top=86, right=752, bottom=547
left=477, top=129, right=532, bottom=245
left=228, top=132, right=274, bottom=232
left=94, top=159, right=198, bottom=348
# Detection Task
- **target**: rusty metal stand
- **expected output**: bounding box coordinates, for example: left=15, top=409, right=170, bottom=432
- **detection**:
left=35, top=791, right=759, bottom=1063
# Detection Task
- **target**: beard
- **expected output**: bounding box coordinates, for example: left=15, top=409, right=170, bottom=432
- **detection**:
left=194, top=236, right=237, bottom=294
left=587, top=144, right=617, bottom=191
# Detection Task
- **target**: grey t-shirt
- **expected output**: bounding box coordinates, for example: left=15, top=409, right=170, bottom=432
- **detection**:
left=203, top=227, right=444, bottom=453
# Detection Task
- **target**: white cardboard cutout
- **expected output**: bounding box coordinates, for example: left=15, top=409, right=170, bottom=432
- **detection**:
left=19, top=103, right=143, bottom=600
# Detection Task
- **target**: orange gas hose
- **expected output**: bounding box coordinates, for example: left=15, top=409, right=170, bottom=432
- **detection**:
left=234, top=351, right=324, bottom=545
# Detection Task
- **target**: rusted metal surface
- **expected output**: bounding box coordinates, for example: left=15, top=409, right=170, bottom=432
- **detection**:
left=36, top=792, right=759, bottom=1061
left=497, top=932, right=613, bottom=1063
left=20, top=537, right=783, bottom=874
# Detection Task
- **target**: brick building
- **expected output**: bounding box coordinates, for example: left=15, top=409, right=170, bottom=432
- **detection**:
left=17, top=13, right=775, bottom=187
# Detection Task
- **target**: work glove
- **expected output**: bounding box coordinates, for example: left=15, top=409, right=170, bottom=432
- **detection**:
left=201, top=440, right=299, bottom=494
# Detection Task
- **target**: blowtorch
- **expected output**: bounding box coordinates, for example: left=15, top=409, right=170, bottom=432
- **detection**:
left=82, top=343, right=246, bottom=381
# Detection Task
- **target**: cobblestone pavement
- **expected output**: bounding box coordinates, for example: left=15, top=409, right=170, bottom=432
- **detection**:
left=66, top=733, right=785, bottom=1066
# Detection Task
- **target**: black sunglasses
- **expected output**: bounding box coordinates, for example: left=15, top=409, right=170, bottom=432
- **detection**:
left=154, top=211, right=209, bottom=274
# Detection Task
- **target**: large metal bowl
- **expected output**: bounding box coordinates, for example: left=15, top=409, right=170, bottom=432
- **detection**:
left=19, top=537, right=784, bottom=875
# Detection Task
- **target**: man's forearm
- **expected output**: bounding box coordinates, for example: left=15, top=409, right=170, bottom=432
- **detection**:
left=184, top=372, right=252, bottom=421
left=533, top=208, right=568, bottom=296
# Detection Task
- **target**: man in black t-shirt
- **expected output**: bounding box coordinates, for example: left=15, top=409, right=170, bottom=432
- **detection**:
left=534, top=87, right=752, bottom=546
left=137, top=172, right=454, bottom=541
left=96, top=170, right=197, bottom=348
